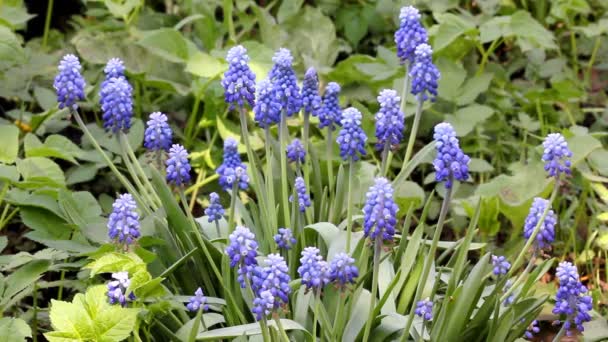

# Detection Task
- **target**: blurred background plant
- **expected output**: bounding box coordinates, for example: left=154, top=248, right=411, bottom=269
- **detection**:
left=0, top=0, right=608, bottom=341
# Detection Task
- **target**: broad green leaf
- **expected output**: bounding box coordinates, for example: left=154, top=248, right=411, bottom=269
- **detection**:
left=33, top=86, right=57, bottom=111
left=6, top=189, right=64, bottom=218
left=2, top=260, right=50, bottom=308
left=0, top=317, right=31, bottom=342
left=0, top=164, right=19, bottom=183
left=195, top=319, right=310, bottom=340
left=85, top=252, right=145, bottom=276
left=66, top=164, right=100, bottom=185
left=445, top=104, right=494, bottom=137
left=0, top=125, right=19, bottom=164
left=137, top=28, right=189, bottom=63
left=0, top=248, right=67, bottom=270
left=394, top=181, right=425, bottom=210
left=277, top=0, right=304, bottom=23
left=185, top=51, right=226, bottom=78
left=59, top=190, right=102, bottom=228
left=175, top=313, right=226, bottom=340
left=588, top=149, right=608, bottom=176
left=305, top=222, right=340, bottom=250
left=20, top=207, right=72, bottom=240
left=343, top=289, right=372, bottom=342
left=16, top=157, right=65, bottom=187
left=25, top=134, right=82, bottom=164
left=468, top=158, right=494, bottom=173
left=437, top=58, right=466, bottom=101
left=510, top=11, right=557, bottom=50
left=479, top=16, right=512, bottom=43
left=432, top=13, right=476, bottom=52
left=567, top=133, right=602, bottom=167
left=456, top=73, right=494, bottom=105
left=104, top=0, right=140, bottom=18
left=0, top=26, right=24, bottom=64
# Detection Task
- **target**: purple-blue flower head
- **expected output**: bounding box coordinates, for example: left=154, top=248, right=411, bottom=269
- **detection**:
left=107, top=271, right=135, bottom=307
left=274, top=227, right=296, bottom=250
left=166, top=144, right=191, bottom=186
left=394, top=6, right=428, bottom=64
left=375, top=89, right=405, bottom=151
left=144, top=112, right=172, bottom=152
left=186, top=287, right=209, bottom=312
left=253, top=79, right=280, bottom=128
left=329, top=253, right=358, bottom=288
left=252, top=254, right=291, bottom=320
left=104, top=58, right=126, bottom=78
left=205, top=192, right=224, bottom=223
left=290, top=177, right=311, bottom=212
left=362, top=177, right=398, bottom=242
left=226, top=226, right=258, bottom=288
left=298, top=247, right=330, bottom=292
left=523, top=197, right=557, bottom=250
left=553, top=261, right=592, bottom=336
left=415, top=298, right=433, bottom=321
left=524, top=320, right=540, bottom=339
left=491, top=255, right=511, bottom=276
left=318, top=82, right=342, bottom=130
left=54, top=54, right=86, bottom=110
left=107, top=193, right=140, bottom=246
left=337, top=107, right=367, bottom=161
left=269, top=48, right=302, bottom=117
left=502, top=279, right=515, bottom=307
left=410, top=44, right=440, bottom=102
left=100, top=77, right=133, bottom=133
left=301, top=67, right=322, bottom=116
left=252, top=290, right=275, bottom=321
left=433, top=123, right=470, bottom=188
left=222, top=45, right=256, bottom=109
left=217, top=138, right=248, bottom=191
left=287, top=138, right=306, bottom=164
left=542, top=133, right=572, bottom=178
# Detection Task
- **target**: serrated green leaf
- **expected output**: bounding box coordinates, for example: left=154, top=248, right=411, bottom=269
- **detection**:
left=137, top=28, right=189, bottom=63
left=85, top=252, right=145, bottom=276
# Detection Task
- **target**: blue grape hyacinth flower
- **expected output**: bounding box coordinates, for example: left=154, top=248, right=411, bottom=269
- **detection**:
left=54, top=54, right=86, bottom=110
left=144, top=112, right=172, bottom=152
left=217, top=138, right=249, bottom=191
left=553, top=261, right=592, bottom=336
left=524, top=320, right=540, bottom=339
left=394, top=6, right=428, bottom=64
left=253, top=79, right=280, bottom=128
left=415, top=298, right=433, bottom=321
left=433, top=123, right=470, bottom=188
left=375, top=89, right=405, bottom=151
left=274, top=228, right=296, bottom=250
left=337, top=107, right=367, bottom=161
left=186, top=287, right=209, bottom=312
left=410, top=43, right=440, bottom=102
left=252, top=290, right=275, bottom=321
left=166, top=144, right=191, bottom=186
left=107, top=193, right=140, bottom=246
left=317, top=82, right=342, bottom=130
left=100, top=77, right=134, bottom=133
left=287, top=138, right=306, bottom=164
left=290, top=177, right=311, bottom=212
left=104, top=58, right=126, bottom=78
left=269, top=48, right=301, bottom=117
left=298, top=247, right=330, bottom=292
left=491, top=255, right=511, bottom=276
left=329, top=253, right=358, bottom=288
left=362, top=178, right=398, bottom=242
left=523, top=197, right=557, bottom=250
left=222, top=45, right=256, bottom=109
left=226, top=226, right=259, bottom=288
left=252, top=254, right=291, bottom=320
left=205, top=192, right=224, bottom=223
left=301, top=67, right=322, bottom=116
left=107, top=271, right=135, bottom=307
left=542, top=133, right=572, bottom=178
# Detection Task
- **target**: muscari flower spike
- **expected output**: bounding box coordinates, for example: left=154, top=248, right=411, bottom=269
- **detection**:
left=274, top=228, right=296, bottom=250
left=166, top=144, right=191, bottom=186
left=290, top=177, right=311, bottom=212
left=226, top=226, right=259, bottom=288
left=205, top=192, right=225, bottom=223
left=524, top=320, right=540, bottom=339
left=375, top=89, right=405, bottom=151
left=107, top=193, right=140, bottom=246
left=542, top=133, right=572, bottom=178
left=433, top=123, right=470, bottom=189
left=394, top=6, right=428, bottom=64
left=491, top=255, right=511, bottom=276
left=104, top=58, right=126, bottom=78
left=186, top=287, right=209, bottom=312
left=298, top=247, right=330, bottom=292
left=337, top=107, right=367, bottom=161
left=269, top=48, right=301, bottom=117
left=363, top=177, right=398, bottom=242
left=317, top=82, right=342, bottom=130
left=107, top=271, right=135, bottom=307
left=217, top=138, right=249, bottom=191
left=301, top=67, right=322, bottom=116
left=329, top=253, right=358, bottom=288
left=523, top=197, right=557, bottom=250
left=252, top=254, right=291, bottom=320
left=410, top=43, right=440, bottom=102
left=144, top=112, right=172, bottom=152
left=222, top=45, right=256, bottom=109
left=553, top=261, right=592, bottom=336
left=415, top=298, right=433, bottom=321
left=286, top=138, right=306, bottom=164
left=253, top=79, right=280, bottom=128
left=100, top=76, right=133, bottom=133
left=503, top=279, right=515, bottom=306
left=54, top=54, right=86, bottom=110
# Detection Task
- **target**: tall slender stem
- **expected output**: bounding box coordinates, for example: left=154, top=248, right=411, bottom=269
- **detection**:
left=345, top=160, right=355, bottom=253
left=120, top=133, right=162, bottom=206
left=265, top=128, right=277, bottom=230
left=42, top=0, right=54, bottom=50
left=260, top=318, right=271, bottom=342
left=326, top=129, right=334, bottom=216
left=552, top=324, right=567, bottom=342
left=280, top=113, right=292, bottom=227
left=380, top=140, right=391, bottom=176
left=303, top=112, right=311, bottom=187
left=362, top=237, right=382, bottom=342
left=402, top=97, right=423, bottom=169
left=333, top=294, right=346, bottom=340
left=32, top=282, right=38, bottom=342
left=238, top=107, right=268, bottom=212
left=399, top=64, right=410, bottom=115
left=273, top=317, right=290, bottom=341
left=312, top=290, right=321, bottom=340
left=228, top=182, right=238, bottom=233
left=400, top=178, right=453, bottom=342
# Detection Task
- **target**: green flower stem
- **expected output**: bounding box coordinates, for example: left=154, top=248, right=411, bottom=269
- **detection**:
left=332, top=293, right=346, bottom=340
left=400, top=178, right=453, bottom=342
left=586, top=36, right=602, bottom=88
left=273, top=317, right=290, bottom=341
left=326, top=129, right=334, bottom=217
left=401, top=96, right=423, bottom=170
left=214, top=221, right=221, bottom=239
left=228, top=182, right=238, bottom=233
left=418, top=321, right=425, bottom=342
left=501, top=251, right=537, bottom=303
left=303, top=111, right=311, bottom=187
left=280, top=113, right=292, bottom=227
left=380, top=140, right=391, bottom=176
left=399, top=64, right=410, bottom=115
left=72, top=110, right=150, bottom=215
left=155, top=150, right=163, bottom=173
left=260, top=318, right=271, bottom=342
left=118, top=137, right=157, bottom=208
left=552, top=325, right=566, bottom=342
left=362, top=236, right=382, bottom=342
left=312, top=290, right=321, bottom=341
left=119, top=132, right=162, bottom=206
left=345, top=160, right=355, bottom=253
left=239, top=107, right=268, bottom=219
left=32, top=282, right=38, bottom=342
left=188, top=308, right=203, bottom=342
left=265, top=128, right=277, bottom=230
left=42, top=0, right=54, bottom=50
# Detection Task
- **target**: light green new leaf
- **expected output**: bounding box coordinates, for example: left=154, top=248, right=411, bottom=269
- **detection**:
left=16, top=157, right=65, bottom=188
left=0, top=125, right=19, bottom=164
left=0, top=317, right=31, bottom=342
left=85, top=252, right=145, bottom=276
left=185, top=51, right=226, bottom=78
left=137, top=28, right=189, bottom=63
